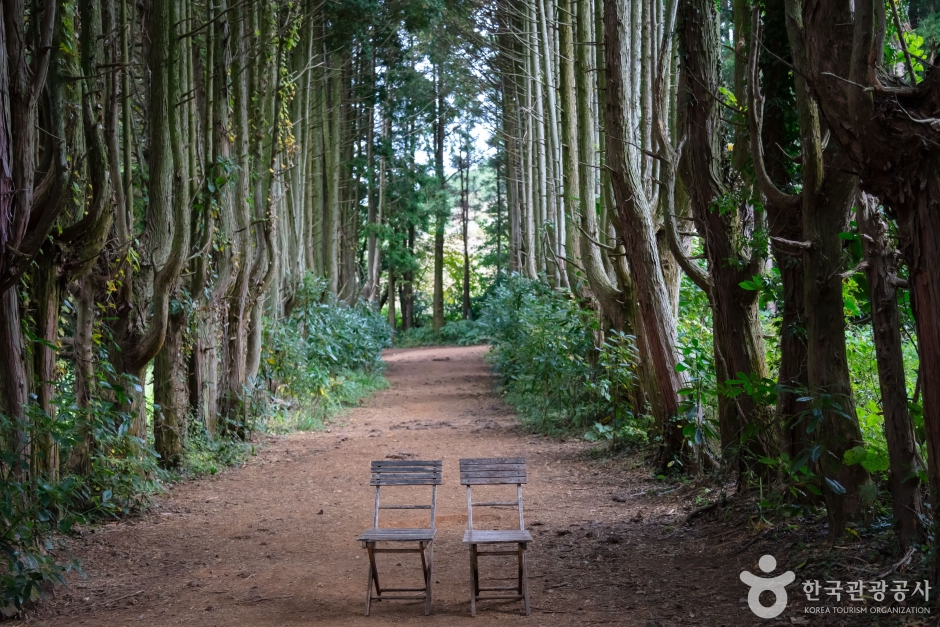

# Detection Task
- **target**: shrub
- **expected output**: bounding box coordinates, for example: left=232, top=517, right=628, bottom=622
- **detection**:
left=257, top=275, right=391, bottom=429
left=1, top=372, right=164, bottom=613
left=480, top=274, right=646, bottom=444
left=394, top=319, right=489, bottom=347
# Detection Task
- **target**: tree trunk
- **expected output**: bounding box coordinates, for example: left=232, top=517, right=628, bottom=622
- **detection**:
left=755, top=0, right=808, bottom=459
left=387, top=270, right=396, bottom=332
left=219, top=0, right=254, bottom=429
left=403, top=226, right=415, bottom=330
left=462, top=158, right=472, bottom=320
left=69, top=274, right=97, bottom=475
left=324, top=53, right=342, bottom=293
left=857, top=193, right=924, bottom=549
left=432, top=67, right=447, bottom=332
left=31, top=247, right=61, bottom=477
left=575, top=0, right=624, bottom=329
left=677, top=0, right=774, bottom=470
left=154, top=306, right=188, bottom=467
left=603, top=0, right=686, bottom=462
left=802, top=141, right=870, bottom=537
left=0, top=288, right=27, bottom=471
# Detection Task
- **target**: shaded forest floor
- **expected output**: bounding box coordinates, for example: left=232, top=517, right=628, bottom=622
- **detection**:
left=11, top=346, right=928, bottom=626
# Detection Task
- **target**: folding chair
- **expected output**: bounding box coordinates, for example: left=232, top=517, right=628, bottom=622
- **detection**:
left=357, top=459, right=442, bottom=616
left=460, top=457, right=532, bottom=616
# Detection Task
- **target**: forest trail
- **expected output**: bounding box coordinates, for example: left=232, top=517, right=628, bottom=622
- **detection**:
left=28, top=346, right=759, bottom=627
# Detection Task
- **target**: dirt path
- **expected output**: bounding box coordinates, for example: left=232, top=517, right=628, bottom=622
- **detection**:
left=24, top=346, right=767, bottom=627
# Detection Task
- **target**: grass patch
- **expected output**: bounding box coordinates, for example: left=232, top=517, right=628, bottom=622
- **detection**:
left=181, top=426, right=257, bottom=477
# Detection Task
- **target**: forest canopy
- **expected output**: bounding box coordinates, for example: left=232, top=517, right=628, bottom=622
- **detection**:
left=4, top=0, right=940, bottom=612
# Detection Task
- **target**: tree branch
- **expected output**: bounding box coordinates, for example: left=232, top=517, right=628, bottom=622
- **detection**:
left=747, top=8, right=800, bottom=214
left=577, top=223, right=618, bottom=252
left=770, top=236, right=813, bottom=252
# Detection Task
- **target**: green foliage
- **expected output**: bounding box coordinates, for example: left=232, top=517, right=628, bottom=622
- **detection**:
left=258, top=274, right=391, bottom=430
left=675, top=276, right=719, bottom=452
left=182, top=419, right=254, bottom=477
left=0, top=371, right=165, bottom=612
left=394, top=319, right=488, bottom=347
left=262, top=370, right=389, bottom=434
left=481, top=275, right=647, bottom=445
left=1, top=272, right=392, bottom=612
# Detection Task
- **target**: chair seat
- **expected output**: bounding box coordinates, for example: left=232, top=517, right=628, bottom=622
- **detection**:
left=463, top=529, right=533, bottom=544
left=358, top=528, right=437, bottom=542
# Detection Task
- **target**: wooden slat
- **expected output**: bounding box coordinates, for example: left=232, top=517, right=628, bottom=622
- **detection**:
left=472, top=501, right=519, bottom=507
left=463, top=529, right=532, bottom=544
left=371, top=477, right=443, bottom=485
left=372, top=460, right=442, bottom=468
left=358, top=528, right=438, bottom=542
left=459, top=464, right=526, bottom=473
left=461, top=476, right=526, bottom=485
left=372, top=468, right=442, bottom=474
left=460, top=470, right=526, bottom=478
left=371, top=465, right=442, bottom=471
left=460, top=457, right=524, bottom=465
left=371, top=472, right=442, bottom=480
left=370, top=548, right=427, bottom=553
left=371, top=468, right=442, bottom=474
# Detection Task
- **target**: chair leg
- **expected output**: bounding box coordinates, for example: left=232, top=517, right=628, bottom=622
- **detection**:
left=365, top=542, right=376, bottom=616
left=469, top=544, right=478, bottom=617
left=517, top=544, right=524, bottom=595
left=521, top=545, right=531, bottom=616
left=424, top=542, right=434, bottom=615
left=473, top=544, right=481, bottom=597
left=419, top=541, right=428, bottom=588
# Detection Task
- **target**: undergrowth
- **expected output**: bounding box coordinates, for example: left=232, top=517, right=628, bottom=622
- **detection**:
left=393, top=319, right=489, bottom=347
left=1, top=274, right=390, bottom=614
left=481, top=275, right=649, bottom=446
left=262, top=370, right=389, bottom=433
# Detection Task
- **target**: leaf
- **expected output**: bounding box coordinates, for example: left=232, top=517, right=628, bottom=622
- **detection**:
left=842, top=446, right=868, bottom=466
left=860, top=451, right=890, bottom=473
left=824, top=478, right=846, bottom=495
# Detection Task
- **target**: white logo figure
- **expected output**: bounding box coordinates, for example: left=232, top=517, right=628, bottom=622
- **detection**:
left=740, top=554, right=795, bottom=619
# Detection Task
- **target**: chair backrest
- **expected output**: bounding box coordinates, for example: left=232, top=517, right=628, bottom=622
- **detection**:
left=459, top=457, right=526, bottom=531
left=369, top=460, right=443, bottom=529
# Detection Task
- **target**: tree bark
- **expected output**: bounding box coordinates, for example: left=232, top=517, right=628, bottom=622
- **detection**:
left=677, top=0, right=774, bottom=469
left=557, top=0, right=585, bottom=292
left=462, top=153, right=472, bottom=320
left=857, top=193, right=924, bottom=549
left=753, top=0, right=809, bottom=459
left=603, top=0, right=686, bottom=462
left=576, top=0, right=624, bottom=330
left=432, top=66, right=447, bottom=332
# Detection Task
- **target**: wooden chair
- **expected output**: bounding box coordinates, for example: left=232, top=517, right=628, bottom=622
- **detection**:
left=357, top=459, right=442, bottom=616
left=460, top=457, right=532, bottom=616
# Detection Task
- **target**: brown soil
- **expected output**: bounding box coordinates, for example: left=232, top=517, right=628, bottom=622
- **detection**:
left=13, top=346, right=895, bottom=626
